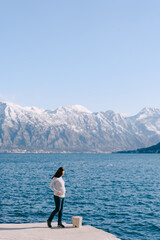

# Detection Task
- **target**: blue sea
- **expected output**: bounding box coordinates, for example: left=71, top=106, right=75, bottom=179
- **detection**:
left=0, top=153, right=160, bottom=240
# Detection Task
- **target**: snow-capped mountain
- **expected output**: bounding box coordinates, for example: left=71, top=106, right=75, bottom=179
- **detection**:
left=0, top=102, right=160, bottom=153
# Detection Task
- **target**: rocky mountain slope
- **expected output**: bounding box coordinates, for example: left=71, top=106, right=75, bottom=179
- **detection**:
left=0, top=102, right=160, bottom=153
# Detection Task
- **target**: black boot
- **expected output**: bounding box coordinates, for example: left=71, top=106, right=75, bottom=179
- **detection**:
left=47, top=219, right=52, bottom=228
left=57, top=223, right=65, bottom=228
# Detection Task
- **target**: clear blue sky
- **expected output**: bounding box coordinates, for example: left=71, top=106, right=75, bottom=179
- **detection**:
left=0, top=0, right=160, bottom=116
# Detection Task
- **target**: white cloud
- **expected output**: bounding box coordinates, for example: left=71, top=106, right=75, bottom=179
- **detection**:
left=0, top=93, right=16, bottom=102
left=0, top=93, right=7, bottom=101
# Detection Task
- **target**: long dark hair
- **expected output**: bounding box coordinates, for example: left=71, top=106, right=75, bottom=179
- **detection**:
left=52, top=167, right=65, bottom=179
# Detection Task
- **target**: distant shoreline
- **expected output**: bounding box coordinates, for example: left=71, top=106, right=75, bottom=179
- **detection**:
left=0, top=151, right=111, bottom=154
left=0, top=151, right=159, bottom=154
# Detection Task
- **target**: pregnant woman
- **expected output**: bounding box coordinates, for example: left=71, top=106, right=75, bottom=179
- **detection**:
left=47, top=167, right=66, bottom=228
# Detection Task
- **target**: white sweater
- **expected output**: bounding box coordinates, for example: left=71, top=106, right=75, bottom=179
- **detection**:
left=50, top=176, right=66, bottom=198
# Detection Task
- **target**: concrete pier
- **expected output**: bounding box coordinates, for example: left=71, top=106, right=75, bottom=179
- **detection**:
left=0, top=222, right=120, bottom=240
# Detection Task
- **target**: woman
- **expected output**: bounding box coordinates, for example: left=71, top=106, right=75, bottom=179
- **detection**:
left=47, top=167, right=66, bottom=228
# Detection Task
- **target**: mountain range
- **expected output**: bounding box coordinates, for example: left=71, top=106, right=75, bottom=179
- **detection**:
left=0, top=101, right=160, bottom=153
left=116, top=142, right=160, bottom=153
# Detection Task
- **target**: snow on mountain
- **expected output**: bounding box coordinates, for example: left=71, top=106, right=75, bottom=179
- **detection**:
left=0, top=101, right=160, bottom=153
left=64, top=105, right=92, bottom=113
left=130, top=107, right=160, bottom=145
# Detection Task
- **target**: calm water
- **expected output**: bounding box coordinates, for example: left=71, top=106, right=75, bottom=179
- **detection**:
left=0, top=153, right=160, bottom=240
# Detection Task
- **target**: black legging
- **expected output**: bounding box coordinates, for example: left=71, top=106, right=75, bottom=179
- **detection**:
left=48, top=195, right=64, bottom=224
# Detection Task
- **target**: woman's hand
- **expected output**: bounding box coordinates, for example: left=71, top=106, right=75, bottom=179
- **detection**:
left=57, top=191, right=63, bottom=196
